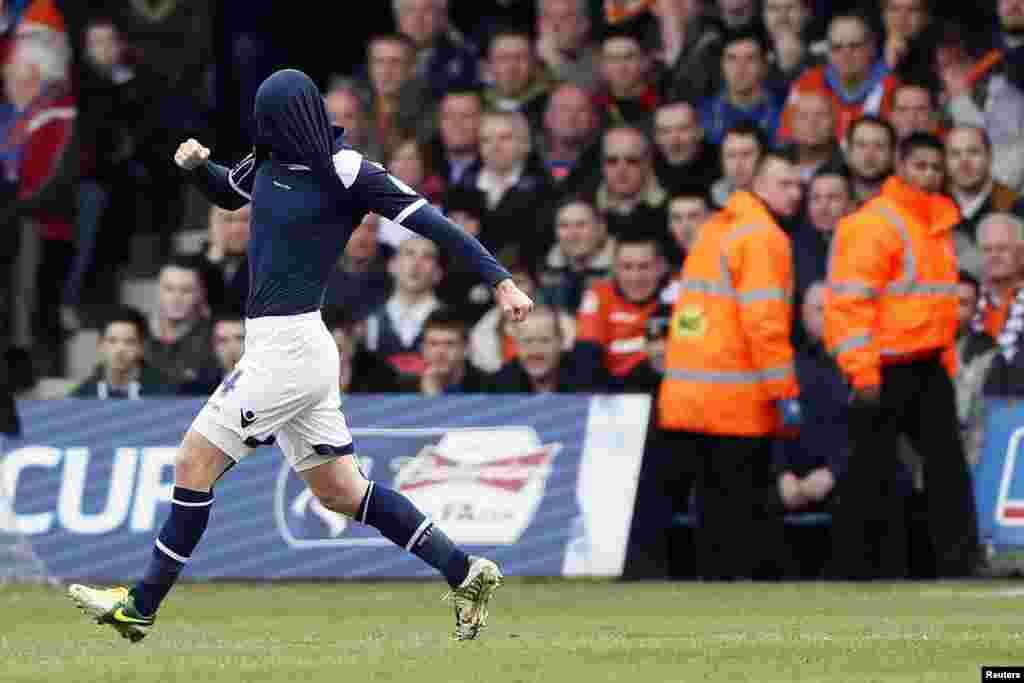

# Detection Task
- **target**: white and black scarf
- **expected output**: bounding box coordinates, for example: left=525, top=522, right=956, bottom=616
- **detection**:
left=973, top=286, right=1024, bottom=362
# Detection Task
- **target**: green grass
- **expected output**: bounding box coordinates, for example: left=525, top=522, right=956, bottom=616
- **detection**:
left=1, top=579, right=1022, bottom=682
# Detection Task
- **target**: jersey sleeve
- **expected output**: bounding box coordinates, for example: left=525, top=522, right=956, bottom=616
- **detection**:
left=187, top=153, right=254, bottom=211
left=344, top=152, right=512, bottom=287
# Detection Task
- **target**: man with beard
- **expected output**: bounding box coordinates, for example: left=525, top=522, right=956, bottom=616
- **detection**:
left=843, top=115, right=897, bottom=206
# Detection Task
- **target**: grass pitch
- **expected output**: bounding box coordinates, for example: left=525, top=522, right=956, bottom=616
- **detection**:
left=1, top=579, right=1021, bottom=682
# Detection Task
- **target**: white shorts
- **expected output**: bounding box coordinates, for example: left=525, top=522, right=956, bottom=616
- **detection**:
left=192, top=310, right=354, bottom=472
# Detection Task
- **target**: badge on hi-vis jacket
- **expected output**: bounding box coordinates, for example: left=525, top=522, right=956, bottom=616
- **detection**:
left=673, top=304, right=706, bottom=339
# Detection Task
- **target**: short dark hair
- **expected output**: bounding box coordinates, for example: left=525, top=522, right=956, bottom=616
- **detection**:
left=721, top=27, right=769, bottom=56
left=488, top=25, right=535, bottom=54
left=423, top=306, right=469, bottom=340
left=322, top=305, right=359, bottom=332
left=899, top=131, right=944, bottom=161
left=554, top=195, right=601, bottom=219
left=600, top=22, right=647, bottom=48
left=212, top=312, right=245, bottom=329
left=102, top=305, right=149, bottom=342
left=958, top=270, right=981, bottom=292
left=615, top=232, right=663, bottom=257
left=669, top=189, right=711, bottom=206
left=722, top=119, right=767, bottom=149
left=160, top=253, right=204, bottom=277
left=442, top=185, right=487, bottom=219
left=809, top=163, right=853, bottom=197
left=846, top=114, right=896, bottom=148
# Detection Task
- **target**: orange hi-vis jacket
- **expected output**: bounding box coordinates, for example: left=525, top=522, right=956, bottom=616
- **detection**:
left=657, top=191, right=799, bottom=436
left=825, top=176, right=960, bottom=390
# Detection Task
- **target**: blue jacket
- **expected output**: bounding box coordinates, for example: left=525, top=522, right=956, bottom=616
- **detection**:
left=772, top=342, right=914, bottom=496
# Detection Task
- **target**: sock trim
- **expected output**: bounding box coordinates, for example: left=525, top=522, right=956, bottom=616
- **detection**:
left=172, top=487, right=213, bottom=504
left=405, top=519, right=432, bottom=551
left=360, top=481, right=375, bottom=523
left=171, top=497, right=213, bottom=507
left=155, top=538, right=189, bottom=564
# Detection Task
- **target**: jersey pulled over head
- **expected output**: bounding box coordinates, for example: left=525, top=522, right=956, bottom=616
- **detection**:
left=253, top=69, right=338, bottom=182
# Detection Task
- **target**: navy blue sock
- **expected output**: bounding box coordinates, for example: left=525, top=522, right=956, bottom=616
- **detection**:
left=131, top=487, right=213, bottom=616
left=358, top=482, right=470, bottom=589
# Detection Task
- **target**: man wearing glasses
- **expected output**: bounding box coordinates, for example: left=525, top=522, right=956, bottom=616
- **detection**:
left=778, top=10, right=899, bottom=143
left=593, top=124, right=669, bottom=237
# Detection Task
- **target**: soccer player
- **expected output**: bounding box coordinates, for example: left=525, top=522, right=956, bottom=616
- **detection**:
left=68, top=69, right=533, bottom=643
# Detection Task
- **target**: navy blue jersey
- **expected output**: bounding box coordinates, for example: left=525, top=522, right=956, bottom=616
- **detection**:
left=188, top=141, right=512, bottom=318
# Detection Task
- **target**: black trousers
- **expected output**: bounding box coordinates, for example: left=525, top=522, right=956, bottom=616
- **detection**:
left=830, top=357, right=979, bottom=579
left=663, top=429, right=791, bottom=581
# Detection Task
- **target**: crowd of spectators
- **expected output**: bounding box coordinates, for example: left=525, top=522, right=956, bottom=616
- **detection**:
left=2, top=0, right=1024, bottom=579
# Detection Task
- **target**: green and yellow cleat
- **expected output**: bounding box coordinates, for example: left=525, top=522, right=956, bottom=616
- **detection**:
left=444, top=556, right=503, bottom=641
left=68, top=584, right=155, bottom=643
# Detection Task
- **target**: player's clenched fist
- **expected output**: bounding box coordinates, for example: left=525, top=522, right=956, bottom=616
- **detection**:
left=174, top=138, right=211, bottom=171
left=495, top=278, right=534, bottom=323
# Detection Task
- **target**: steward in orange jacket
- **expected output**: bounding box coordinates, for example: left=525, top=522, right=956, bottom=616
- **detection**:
left=656, top=150, right=803, bottom=581
left=824, top=132, right=978, bottom=580
left=657, top=189, right=800, bottom=436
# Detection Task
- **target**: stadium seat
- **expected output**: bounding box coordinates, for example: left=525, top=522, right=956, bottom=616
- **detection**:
left=174, top=228, right=208, bottom=255
left=120, top=277, right=159, bottom=320
left=18, top=376, right=76, bottom=399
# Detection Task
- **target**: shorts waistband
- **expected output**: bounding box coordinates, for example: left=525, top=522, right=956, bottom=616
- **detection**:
left=244, top=310, right=323, bottom=334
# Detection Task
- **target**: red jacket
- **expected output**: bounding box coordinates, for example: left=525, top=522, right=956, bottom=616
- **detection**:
left=16, top=92, right=76, bottom=241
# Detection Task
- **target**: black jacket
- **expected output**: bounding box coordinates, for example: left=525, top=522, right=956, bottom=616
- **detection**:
left=397, top=362, right=490, bottom=394
left=347, top=350, right=402, bottom=394
left=484, top=353, right=600, bottom=393
left=70, top=364, right=177, bottom=399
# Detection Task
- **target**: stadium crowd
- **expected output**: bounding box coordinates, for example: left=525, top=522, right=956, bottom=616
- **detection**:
left=2, top=0, right=1024, bottom=581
